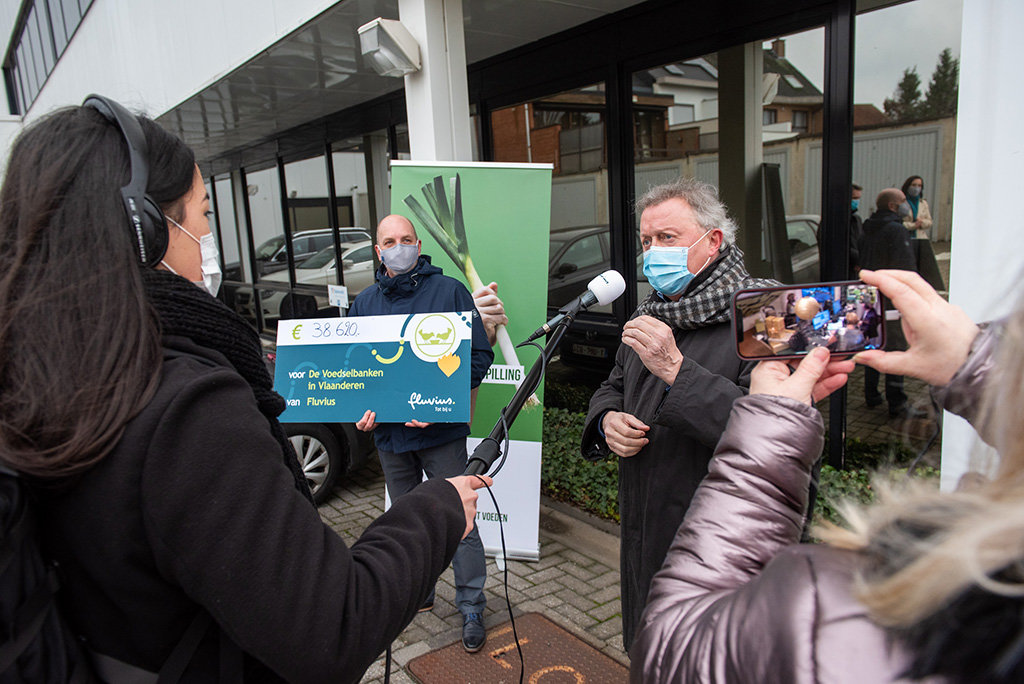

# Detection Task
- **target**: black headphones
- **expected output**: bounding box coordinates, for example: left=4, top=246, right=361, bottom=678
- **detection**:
left=82, top=94, right=169, bottom=267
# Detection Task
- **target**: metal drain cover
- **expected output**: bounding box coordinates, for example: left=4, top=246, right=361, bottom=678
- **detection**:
left=406, top=612, right=627, bottom=683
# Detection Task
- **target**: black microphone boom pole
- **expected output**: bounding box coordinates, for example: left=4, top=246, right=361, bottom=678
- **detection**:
left=463, top=316, right=573, bottom=476
left=465, top=269, right=624, bottom=476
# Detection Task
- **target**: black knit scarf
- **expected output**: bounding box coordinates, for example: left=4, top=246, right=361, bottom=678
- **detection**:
left=142, top=270, right=314, bottom=505
left=637, top=245, right=778, bottom=330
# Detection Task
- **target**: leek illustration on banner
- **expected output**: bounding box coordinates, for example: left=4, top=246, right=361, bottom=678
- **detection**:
left=403, top=174, right=538, bottom=406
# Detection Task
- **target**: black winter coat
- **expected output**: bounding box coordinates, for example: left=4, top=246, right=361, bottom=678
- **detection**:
left=858, top=208, right=915, bottom=272
left=581, top=320, right=753, bottom=649
left=35, top=335, right=464, bottom=683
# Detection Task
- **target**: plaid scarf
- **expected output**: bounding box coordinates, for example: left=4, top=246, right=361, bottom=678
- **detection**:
left=637, top=245, right=778, bottom=330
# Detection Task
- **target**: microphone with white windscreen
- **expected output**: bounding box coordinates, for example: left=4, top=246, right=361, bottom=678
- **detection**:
left=523, top=269, right=626, bottom=344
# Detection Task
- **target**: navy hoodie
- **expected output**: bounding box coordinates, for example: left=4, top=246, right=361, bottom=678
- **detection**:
left=347, top=255, right=493, bottom=453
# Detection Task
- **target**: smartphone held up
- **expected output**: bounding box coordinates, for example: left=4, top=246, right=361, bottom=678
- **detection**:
left=732, top=280, right=885, bottom=361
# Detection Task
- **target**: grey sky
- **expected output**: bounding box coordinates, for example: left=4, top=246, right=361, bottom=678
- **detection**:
left=772, top=0, right=964, bottom=110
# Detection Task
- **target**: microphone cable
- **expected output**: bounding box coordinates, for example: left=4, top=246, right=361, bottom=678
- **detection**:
left=384, top=341, right=547, bottom=682
left=473, top=473, right=525, bottom=683
left=468, top=340, right=546, bottom=681
left=488, top=341, right=545, bottom=478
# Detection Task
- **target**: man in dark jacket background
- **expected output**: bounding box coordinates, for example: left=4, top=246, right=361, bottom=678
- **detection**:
left=580, top=178, right=774, bottom=650
left=858, top=187, right=918, bottom=417
left=351, top=214, right=494, bottom=653
left=849, top=183, right=864, bottom=277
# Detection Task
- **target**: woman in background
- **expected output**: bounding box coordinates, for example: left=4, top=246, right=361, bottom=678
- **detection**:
left=901, top=174, right=933, bottom=238
left=0, top=100, right=488, bottom=682
left=632, top=268, right=1024, bottom=683
left=836, top=311, right=865, bottom=352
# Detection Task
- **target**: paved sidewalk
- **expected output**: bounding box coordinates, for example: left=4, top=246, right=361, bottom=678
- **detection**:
left=317, top=458, right=628, bottom=683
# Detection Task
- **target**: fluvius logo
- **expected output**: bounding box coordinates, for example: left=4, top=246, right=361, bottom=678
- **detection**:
left=408, top=392, right=456, bottom=410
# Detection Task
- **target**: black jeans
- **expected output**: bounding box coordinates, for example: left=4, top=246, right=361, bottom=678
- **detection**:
left=864, top=317, right=908, bottom=410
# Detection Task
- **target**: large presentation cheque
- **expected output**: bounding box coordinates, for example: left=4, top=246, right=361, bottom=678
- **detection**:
left=273, top=312, right=472, bottom=423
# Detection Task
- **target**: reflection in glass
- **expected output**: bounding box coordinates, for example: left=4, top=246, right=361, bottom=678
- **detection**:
left=283, top=155, right=330, bottom=235
left=828, top=0, right=962, bottom=473
left=489, top=83, right=612, bottom=313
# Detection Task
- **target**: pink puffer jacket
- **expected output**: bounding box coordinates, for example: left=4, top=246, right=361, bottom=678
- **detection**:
left=630, top=327, right=998, bottom=683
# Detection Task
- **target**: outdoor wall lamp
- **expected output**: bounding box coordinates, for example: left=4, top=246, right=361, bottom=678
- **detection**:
left=358, top=18, right=422, bottom=78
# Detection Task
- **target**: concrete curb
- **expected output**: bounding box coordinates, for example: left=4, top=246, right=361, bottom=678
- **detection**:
left=539, top=496, right=620, bottom=568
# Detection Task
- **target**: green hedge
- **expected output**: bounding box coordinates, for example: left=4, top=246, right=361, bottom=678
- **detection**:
left=541, top=408, right=619, bottom=521
left=814, top=464, right=939, bottom=526
left=539, top=404, right=940, bottom=527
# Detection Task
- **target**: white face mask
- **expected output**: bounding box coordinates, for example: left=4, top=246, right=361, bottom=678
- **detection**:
left=161, top=216, right=222, bottom=296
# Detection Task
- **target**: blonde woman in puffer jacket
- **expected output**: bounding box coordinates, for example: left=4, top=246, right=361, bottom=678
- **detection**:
left=632, top=268, right=1024, bottom=684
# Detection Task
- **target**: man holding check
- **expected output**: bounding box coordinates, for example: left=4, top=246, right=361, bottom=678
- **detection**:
left=351, top=214, right=495, bottom=653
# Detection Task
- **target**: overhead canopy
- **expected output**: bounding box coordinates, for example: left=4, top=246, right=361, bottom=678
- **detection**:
left=157, top=0, right=646, bottom=166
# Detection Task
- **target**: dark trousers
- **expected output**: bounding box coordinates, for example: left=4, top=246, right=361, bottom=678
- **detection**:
left=864, top=366, right=907, bottom=409
left=378, top=439, right=486, bottom=616
left=864, top=317, right=908, bottom=410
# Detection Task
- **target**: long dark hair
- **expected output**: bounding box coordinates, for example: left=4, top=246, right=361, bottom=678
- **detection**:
left=901, top=175, right=924, bottom=198
left=0, top=105, right=195, bottom=478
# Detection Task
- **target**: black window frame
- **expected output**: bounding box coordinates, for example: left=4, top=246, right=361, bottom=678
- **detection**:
left=204, top=91, right=407, bottom=332
left=2, top=0, right=95, bottom=115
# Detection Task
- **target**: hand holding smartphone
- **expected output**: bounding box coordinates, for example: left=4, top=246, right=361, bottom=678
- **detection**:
left=732, top=280, right=885, bottom=361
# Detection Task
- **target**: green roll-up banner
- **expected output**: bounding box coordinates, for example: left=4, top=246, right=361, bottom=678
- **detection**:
left=391, top=161, right=552, bottom=560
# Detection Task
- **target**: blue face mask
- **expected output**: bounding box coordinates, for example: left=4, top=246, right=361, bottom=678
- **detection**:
left=642, top=230, right=713, bottom=297
left=851, top=199, right=860, bottom=212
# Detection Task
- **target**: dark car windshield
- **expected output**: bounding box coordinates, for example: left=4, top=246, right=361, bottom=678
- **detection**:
left=300, top=245, right=335, bottom=270
left=255, top=236, right=285, bottom=259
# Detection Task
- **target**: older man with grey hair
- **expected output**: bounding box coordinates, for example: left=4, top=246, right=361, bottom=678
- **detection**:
left=581, top=177, right=775, bottom=649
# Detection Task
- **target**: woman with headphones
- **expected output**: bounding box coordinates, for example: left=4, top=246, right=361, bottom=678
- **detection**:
left=0, top=98, right=489, bottom=681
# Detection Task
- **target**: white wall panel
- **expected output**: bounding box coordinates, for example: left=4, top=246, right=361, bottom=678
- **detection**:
left=804, top=125, right=942, bottom=217
left=941, top=0, right=1024, bottom=490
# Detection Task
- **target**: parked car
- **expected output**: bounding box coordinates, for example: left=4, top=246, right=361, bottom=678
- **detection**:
left=548, top=226, right=649, bottom=370
left=223, top=228, right=371, bottom=281
left=261, top=335, right=377, bottom=505
left=238, top=240, right=376, bottom=319
left=555, top=216, right=821, bottom=372
left=785, top=214, right=821, bottom=283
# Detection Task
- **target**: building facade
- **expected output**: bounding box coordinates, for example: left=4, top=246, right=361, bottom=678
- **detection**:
left=2, top=0, right=1021, bottom=478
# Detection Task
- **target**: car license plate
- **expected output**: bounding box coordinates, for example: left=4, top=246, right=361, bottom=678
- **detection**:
left=571, top=343, right=606, bottom=359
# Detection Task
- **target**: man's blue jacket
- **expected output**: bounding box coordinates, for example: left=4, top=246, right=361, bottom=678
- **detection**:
left=348, top=255, right=493, bottom=453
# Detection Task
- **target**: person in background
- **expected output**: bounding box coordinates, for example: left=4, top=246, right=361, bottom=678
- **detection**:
left=0, top=100, right=489, bottom=682
left=579, top=177, right=776, bottom=649
left=901, top=175, right=933, bottom=238
left=631, top=268, right=1024, bottom=684
left=858, top=187, right=920, bottom=418
left=836, top=311, right=865, bottom=352
left=849, top=183, right=864, bottom=277
left=352, top=214, right=493, bottom=653
left=860, top=301, right=881, bottom=347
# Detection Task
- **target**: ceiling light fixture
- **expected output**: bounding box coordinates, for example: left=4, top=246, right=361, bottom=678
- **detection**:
left=358, top=18, right=421, bottom=78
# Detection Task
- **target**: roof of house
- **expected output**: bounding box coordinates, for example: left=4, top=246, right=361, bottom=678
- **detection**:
left=638, top=47, right=823, bottom=103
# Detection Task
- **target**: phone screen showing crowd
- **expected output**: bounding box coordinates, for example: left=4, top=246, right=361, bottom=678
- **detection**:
left=733, top=281, right=884, bottom=360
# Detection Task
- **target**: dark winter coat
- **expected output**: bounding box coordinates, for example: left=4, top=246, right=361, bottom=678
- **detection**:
left=348, top=255, right=493, bottom=454
left=859, top=208, right=915, bottom=273
left=580, top=319, right=753, bottom=649
left=35, top=335, right=465, bottom=683
left=849, top=210, right=864, bottom=276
